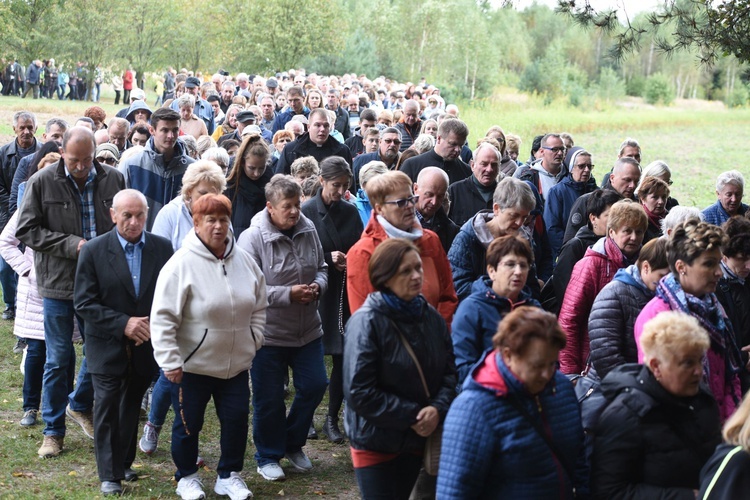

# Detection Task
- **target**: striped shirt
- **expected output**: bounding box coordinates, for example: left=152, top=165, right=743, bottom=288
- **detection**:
left=64, top=166, right=97, bottom=240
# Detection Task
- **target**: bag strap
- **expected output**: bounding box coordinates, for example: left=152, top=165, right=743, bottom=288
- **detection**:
left=388, top=319, right=430, bottom=399
left=702, top=445, right=744, bottom=499
left=506, top=395, right=576, bottom=483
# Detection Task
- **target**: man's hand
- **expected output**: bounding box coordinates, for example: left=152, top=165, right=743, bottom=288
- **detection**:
left=124, top=316, right=150, bottom=346
left=164, top=367, right=183, bottom=384
left=77, top=239, right=86, bottom=254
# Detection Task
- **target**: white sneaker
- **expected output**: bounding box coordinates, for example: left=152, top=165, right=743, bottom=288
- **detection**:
left=285, top=450, right=313, bottom=472
left=214, top=472, right=252, bottom=499
left=176, top=473, right=205, bottom=500
left=256, top=462, right=286, bottom=481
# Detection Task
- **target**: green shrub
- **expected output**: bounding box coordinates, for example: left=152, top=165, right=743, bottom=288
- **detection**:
left=626, top=75, right=646, bottom=97
left=644, top=73, right=675, bottom=105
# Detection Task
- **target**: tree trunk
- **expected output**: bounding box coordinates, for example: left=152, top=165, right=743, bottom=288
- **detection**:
left=646, top=40, right=655, bottom=76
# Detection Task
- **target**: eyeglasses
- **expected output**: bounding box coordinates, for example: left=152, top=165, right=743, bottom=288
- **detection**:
left=382, top=138, right=402, bottom=144
left=666, top=179, right=674, bottom=186
left=96, top=156, right=116, bottom=165
left=574, top=163, right=595, bottom=170
left=383, top=195, right=419, bottom=208
left=542, top=146, right=565, bottom=153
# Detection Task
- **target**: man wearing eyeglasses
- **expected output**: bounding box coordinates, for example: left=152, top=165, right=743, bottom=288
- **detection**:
left=271, top=86, right=308, bottom=134
left=514, top=133, right=567, bottom=200
left=400, top=118, right=471, bottom=186
left=352, top=127, right=403, bottom=191
left=543, top=147, right=598, bottom=260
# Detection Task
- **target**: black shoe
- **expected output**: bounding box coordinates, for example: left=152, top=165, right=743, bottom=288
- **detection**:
left=12, top=338, right=26, bottom=354
left=307, top=422, right=318, bottom=440
left=321, top=415, right=345, bottom=444
left=124, top=468, right=138, bottom=482
left=100, top=481, right=122, bottom=496
left=3, top=306, right=15, bottom=320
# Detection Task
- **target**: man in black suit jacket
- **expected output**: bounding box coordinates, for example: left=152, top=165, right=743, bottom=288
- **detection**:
left=74, top=189, right=173, bottom=496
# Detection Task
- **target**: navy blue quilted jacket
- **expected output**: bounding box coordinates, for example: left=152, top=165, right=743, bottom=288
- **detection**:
left=437, top=351, right=590, bottom=499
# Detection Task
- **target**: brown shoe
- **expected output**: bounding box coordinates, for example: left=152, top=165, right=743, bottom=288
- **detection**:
left=38, top=435, right=64, bottom=458
left=66, top=406, right=94, bottom=439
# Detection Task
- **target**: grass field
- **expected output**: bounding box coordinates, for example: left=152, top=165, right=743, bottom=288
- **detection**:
left=0, top=90, right=747, bottom=497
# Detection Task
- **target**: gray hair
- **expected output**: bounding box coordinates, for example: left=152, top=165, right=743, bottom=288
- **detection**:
left=716, top=170, right=745, bottom=192
left=113, top=188, right=148, bottom=211
left=196, top=135, right=217, bottom=157
left=221, top=81, right=235, bottom=91
left=45, top=118, right=69, bottom=134
left=541, top=133, right=562, bottom=147
left=641, top=160, right=671, bottom=180
left=179, top=135, right=198, bottom=159
left=493, top=177, right=536, bottom=212
left=612, top=156, right=642, bottom=174
left=660, top=206, right=703, bottom=235
left=62, top=126, right=96, bottom=150
left=177, top=94, right=196, bottom=109
left=618, top=137, right=641, bottom=157
left=201, top=147, right=230, bottom=171
left=265, top=174, right=303, bottom=205
left=181, top=160, right=227, bottom=200
left=412, top=134, right=435, bottom=154
left=13, top=111, right=36, bottom=129
left=359, top=161, right=388, bottom=188
left=474, top=141, right=501, bottom=161
left=380, top=127, right=402, bottom=140
left=108, top=117, right=129, bottom=132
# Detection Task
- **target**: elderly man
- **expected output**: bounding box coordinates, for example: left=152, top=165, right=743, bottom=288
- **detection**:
left=170, top=77, right=214, bottom=135
left=448, top=142, right=501, bottom=227
left=274, top=108, right=352, bottom=175
left=703, top=170, right=748, bottom=225
left=563, top=156, right=642, bottom=243
left=74, top=189, right=173, bottom=496
left=400, top=118, right=471, bottom=185
left=0, top=111, right=41, bottom=323
left=394, top=99, right=422, bottom=151
left=514, top=133, right=567, bottom=200
left=271, top=86, right=308, bottom=133
left=218, top=110, right=257, bottom=147
left=119, top=108, right=194, bottom=229
left=107, top=118, right=131, bottom=154
left=600, top=138, right=642, bottom=189
left=22, top=60, right=43, bottom=99
left=415, top=166, right=459, bottom=253
left=17, top=127, right=125, bottom=458
left=235, top=73, right=250, bottom=94
left=344, top=108, right=377, bottom=157
left=219, top=81, right=235, bottom=114
left=352, top=127, right=402, bottom=189
left=326, top=89, right=351, bottom=140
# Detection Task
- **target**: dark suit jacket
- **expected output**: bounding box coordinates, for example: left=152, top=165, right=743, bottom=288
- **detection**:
left=74, top=230, right=173, bottom=377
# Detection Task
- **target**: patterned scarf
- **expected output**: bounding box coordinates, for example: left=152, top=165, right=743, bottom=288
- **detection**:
left=656, top=273, right=743, bottom=381
left=641, top=203, right=666, bottom=234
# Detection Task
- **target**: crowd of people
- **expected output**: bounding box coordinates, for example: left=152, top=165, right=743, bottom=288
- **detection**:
left=1, top=66, right=750, bottom=499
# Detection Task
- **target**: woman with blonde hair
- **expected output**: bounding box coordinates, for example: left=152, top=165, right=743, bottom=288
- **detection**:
left=699, top=393, right=750, bottom=498
left=593, top=311, right=721, bottom=498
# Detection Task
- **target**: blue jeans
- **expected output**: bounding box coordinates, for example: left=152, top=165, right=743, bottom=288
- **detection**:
left=148, top=370, right=172, bottom=427
left=170, top=370, right=250, bottom=480
left=0, top=256, right=17, bottom=309
left=251, top=337, right=328, bottom=466
left=42, top=298, right=94, bottom=436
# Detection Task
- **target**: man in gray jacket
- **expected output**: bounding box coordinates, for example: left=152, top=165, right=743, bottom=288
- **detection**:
left=16, top=126, right=125, bottom=458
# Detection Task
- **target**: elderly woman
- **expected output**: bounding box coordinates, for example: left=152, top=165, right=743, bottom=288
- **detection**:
left=699, top=393, right=750, bottom=498
left=211, top=104, right=242, bottom=142
left=438, top=307, right=588, bottom=498
left=716, top=216, right=750, bottom=392
left=593, top=312, right=721, bottom=498
left=95, top=143, right=120, bottom=169
left=177, top=94, right=208, bottom=139
left=224, top=133, right=272, bottom=238
left=200, top=147, right=230, bottom=176
left=448, top=176, right=538, bottom=302
left=703, top=170, right=748, bottom=226
left=588, top=237, right=669, bottom=381
left=347, top=170, right=457, bottom=325
left=344, top=238, right=456, bottom=499
left=452, top=236, right=541, bottom=385
left=301, top=157, right=363, bottom=443
left=151, top=194, right=267, bottom=500
left=558, top=200, right=647, bottom=375
left=237, top=175, right=328, bottom=482
left=641, top=160, right=679, bottom=210
left=638, top=176, right=670, bottom=242
left=636, top=220, right=743, bottom=421
left=353, top=161, right=388, bottom=227
left=140, top=160, right=228, bottom=456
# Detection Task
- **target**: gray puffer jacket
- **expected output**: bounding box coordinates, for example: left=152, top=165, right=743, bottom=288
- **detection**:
left=588, top=265, right=654, bottom=379
left=237, top=208, right=327, bottom=348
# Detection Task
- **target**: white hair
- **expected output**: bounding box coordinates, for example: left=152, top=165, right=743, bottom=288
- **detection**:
left=716, top=170, right=745, bottom=192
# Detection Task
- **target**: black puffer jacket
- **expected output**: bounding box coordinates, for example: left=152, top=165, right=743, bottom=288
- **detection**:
left=589, top=265, right=654, bottom=378
left=343, top=292, right=456, bottom=454
left=715, top=269, right=750, bottom=391
left=592, top=364, right=721, bottom=500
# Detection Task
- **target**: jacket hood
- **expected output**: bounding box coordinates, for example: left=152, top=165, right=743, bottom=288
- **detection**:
left=468, top=210, right=494, bottom=247
left=126, top=100, right=153, bottom=121
left=182, top=227, right=235, bottom=261
left=250, top=207, right=316, bottom=243
left=613, top=264, right=649, bottom=292
left=144, top=136, right=192, bottom=166
left=469, top=276, right=535, bottom=307
left=574, top=224, right=598, bottom=244
left=600, top=363, right=645, bottom=402
left=465, top=349, right=558, bottom=398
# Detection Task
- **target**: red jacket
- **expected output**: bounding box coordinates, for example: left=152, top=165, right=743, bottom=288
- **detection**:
left=123, top=70, right=134, bottom=90
left=558, top=237, right=627, bottom=374
left=347, top=213, right=458, bottom=327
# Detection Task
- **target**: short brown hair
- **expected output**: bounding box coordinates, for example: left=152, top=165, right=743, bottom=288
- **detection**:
left=486, top=236, right=534, bottom=269
left=637, top=237, right=668, bottom=271
left=722, top=216, right=750, bottom=258
left=368, top=238, right=420, bottom=293
left=191, top=193, right=232, bottom=223
left=492, top=306, right=566, bottom=355
left=638, top=176, right=670, bottom=200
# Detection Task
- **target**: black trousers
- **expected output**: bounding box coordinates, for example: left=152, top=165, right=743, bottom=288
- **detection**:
left=91, top=370, right=151, bottom=482
left=354, top=453, right=423, bottom=500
